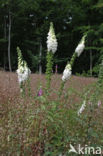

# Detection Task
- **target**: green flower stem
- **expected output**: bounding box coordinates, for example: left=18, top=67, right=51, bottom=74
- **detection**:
left=70, top=52, right=77, bottom=67
left=27, top=78, right=31, bottom=97
left=20, top=82, right=25, bottom=97
left=59, top=81, right=65, bottom=98
left=46, top=51, right=53, bottom=89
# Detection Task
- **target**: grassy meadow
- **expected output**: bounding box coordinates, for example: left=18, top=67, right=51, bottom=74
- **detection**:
left=0, top=71, right=103, bottom=155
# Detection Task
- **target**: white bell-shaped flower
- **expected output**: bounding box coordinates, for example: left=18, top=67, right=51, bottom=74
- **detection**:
left=17, top=66, right=31, bottom=84
left=62, top=64, right=72, bottom=81
left=75, top=35, right=86, bottom=57
left=17, top=47, right=31, bottom=85
left=78, top=100, right=86, bottom=116
left=47, top=22, right=58, bottom=54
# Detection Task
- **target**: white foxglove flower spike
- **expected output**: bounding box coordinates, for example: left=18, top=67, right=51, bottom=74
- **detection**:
left=47, top=22, right=58, bottom=54
left=78, top=100, right=86, bottom=116
left=62, top=64, right=72, bottom=81
left=17, top=47, right=31, bottom=85
left=75, top=35, right=86, bottom=57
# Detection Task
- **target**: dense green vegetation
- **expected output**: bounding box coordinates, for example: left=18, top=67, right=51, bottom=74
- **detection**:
left=0, top=0, right=103, bottom=75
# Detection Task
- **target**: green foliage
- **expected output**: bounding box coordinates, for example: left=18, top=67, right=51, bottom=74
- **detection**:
left=92, top=64, right=100, bottom=76
left=95, top=0, right=103, bottom=8
left=27, top=50, right=39, bottom=71
left=98, top=60, right=103, bottom=85
left=0, top=0, right=103, bottom=74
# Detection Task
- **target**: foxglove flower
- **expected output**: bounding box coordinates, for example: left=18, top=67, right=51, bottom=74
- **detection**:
left=17, top=47, right=31, bottom=85
left=75, top=35, right=86, bottom=57
left=78, top=100, right=86, bottom=116
left=47, top=22, right=58, bottom=54
left=37, top=88, right=43, bottom=96
left=62, top=64, right=72, bottom=81
left=17, top=65, right=31, bottom=84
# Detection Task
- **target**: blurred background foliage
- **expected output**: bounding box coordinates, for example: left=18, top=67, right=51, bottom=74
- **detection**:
left=0, top=0, right=103, bottom=76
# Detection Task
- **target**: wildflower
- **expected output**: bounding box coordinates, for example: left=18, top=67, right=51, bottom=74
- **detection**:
left=46, top=22, right=57, bottom=88
left=62, top=64, right=72, bottom=81
left=98, top=100, right=102, bottom=107
left=47, top=22, right=58, bottom=54
left=17, top=65, right=31, bottom=85
left=78, top=100, right=86, bottom=116
left=17, top=47, right=31, bottom=85
left=37, top=88, right=43, bottom=96
left=75, top=35, right=86, bottom=57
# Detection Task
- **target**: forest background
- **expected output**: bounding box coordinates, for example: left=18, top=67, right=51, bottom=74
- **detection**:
left=0, top=0, right=103, bottom=76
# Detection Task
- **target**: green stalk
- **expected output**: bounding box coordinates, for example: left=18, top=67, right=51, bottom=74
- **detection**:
left=20, top=82, right=25, bottom=97
left=46, top=51, right=53, bottom=89
left=70, top=52, right=77, bottom=67
left=27, top=78, right=31, bottom=97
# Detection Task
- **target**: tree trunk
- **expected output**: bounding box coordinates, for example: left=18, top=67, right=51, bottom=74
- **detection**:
left=4, top=16, right=7, bottom=70
left=39, top=41, right=42, bottom=74
left=8, top=10, right=12, bottom=72
left=90, top=50, right=92, bottom=76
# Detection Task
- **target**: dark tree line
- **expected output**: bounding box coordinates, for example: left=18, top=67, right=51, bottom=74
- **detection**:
left=0, top=0, right=103, bottom=76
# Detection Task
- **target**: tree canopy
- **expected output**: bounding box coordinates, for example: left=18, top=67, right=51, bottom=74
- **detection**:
left=0, top=0, right=103, bottom=75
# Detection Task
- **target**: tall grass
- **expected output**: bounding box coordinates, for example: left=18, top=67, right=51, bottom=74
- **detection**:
left=0, top=73, right=103, bottom=155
